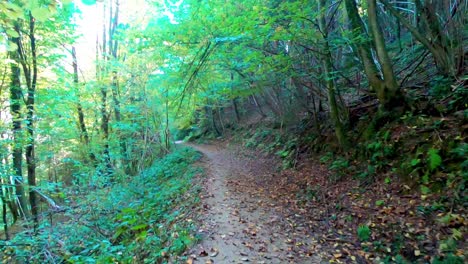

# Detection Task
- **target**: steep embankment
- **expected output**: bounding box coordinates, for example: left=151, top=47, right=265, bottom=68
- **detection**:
left=186, top=114, right=466, bottom=263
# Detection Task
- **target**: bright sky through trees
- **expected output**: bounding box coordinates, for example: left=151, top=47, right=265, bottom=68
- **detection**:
left=74, top=0, right=150, bottom=75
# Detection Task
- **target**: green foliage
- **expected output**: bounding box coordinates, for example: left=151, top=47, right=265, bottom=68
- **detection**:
left=428, top=148, right=442, bottom=171
left=359, top=130, right=394, bottom=180
left=242, top=127, right=299, bottom=169
left=328, top=157, right=349, bottom=182
left=375, top=200, right=385, bottom=206
left=3, top=147, right=202, bottom=263
left=429, top=76, right=453, bottom=99
left=320, top=152, right=334, bottom=163
left=432, top=254, right=464, bottom=264
left=0, top=0, right=466, bottom=262
left=357, top=224, right=371, bottom=242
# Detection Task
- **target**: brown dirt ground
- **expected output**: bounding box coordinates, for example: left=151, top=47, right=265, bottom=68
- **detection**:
left=186, top=142, right=326, bottom=263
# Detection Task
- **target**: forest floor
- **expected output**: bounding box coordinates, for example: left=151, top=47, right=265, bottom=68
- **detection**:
left=184, top=132, right=466, bottom=263
left=186, top=141, right=326, bottom=263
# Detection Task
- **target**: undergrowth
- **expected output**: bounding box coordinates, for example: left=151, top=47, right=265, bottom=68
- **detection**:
left=242, top=127, right=299, bottom=169
left=1, top=147, right=202, bottom=263
left=234, top=106, right=466, bottom=262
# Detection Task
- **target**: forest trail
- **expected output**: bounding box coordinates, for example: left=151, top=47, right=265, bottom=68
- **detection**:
left=187, top=142, right=324, bottom=264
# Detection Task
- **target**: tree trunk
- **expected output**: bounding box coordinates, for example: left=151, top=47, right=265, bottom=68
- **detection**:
left=99, top=3, right=113, bottom=178
left=345, top=0, right=402, bottom=110
left=367, top=0, right=401, bottom=108
left=1, top=194, right=8, bottom=240
left=251, top=94, right=266, bottom=118
left=8, top=43, right=29, bottom=220
left=101, top=85, right=112, bottom=177
left=345, top=0, right=384, bottom=93
left=318, top=0, right=348, bottom=149
left=72, top=47, right=97, bottom=164
left=109, top=0, right=129, bottom=173
left=25, top=12, right=38, bottom=226
left=231, top=73, right=241, bottom=123
left=380, top=0, right=457, bottom=77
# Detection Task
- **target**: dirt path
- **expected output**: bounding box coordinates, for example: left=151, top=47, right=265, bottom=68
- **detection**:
left=188, top=143, right=323, bottom=263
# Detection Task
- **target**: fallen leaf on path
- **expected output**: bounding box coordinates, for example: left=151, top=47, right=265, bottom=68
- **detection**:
left=209, top=248, right=219, bottom=257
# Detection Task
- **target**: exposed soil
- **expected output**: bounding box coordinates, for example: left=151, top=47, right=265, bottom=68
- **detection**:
left=187, top=142, right=324, bottom=263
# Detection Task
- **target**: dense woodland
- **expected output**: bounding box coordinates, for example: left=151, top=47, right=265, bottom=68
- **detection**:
left=0, top=0, right=466, bottom=263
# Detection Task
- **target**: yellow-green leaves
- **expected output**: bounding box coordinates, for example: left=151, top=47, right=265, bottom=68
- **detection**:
left=5, top=28, right=19, bottom=38
left=0, top=2, right=24, bottom=20
left=31, top=7, right=53, bottom=22
left=6, top=41, right=18, bottom=51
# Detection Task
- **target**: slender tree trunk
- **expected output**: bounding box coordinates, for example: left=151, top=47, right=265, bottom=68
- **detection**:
left=367, top=0, right=401, bottom=108
left=108, top=0, right=129, bottom=172
left=99, top=3, right=112, bottom=177
left=318, top=0, right=348, bottom=149
left=8, top=23, right=30, bottom=220
left=10, top=13, right=40, bottom=226
left=25, top=12, right=38, bottom=226
left=345, top=0, right=384, bottom=93
left=217, top=107, right=225, bottom=133
left=380, top=0, right=457, bottom=77
left=211, top=107, right=221, bottom=136
left=101, top=85, right=112, bottom=176
left=345, top=0, right=402, bottom=110
left=71, top=47, right=97, bottom=164
left=231, top=73, right=241, bottom=123
left=1, top=194, right=8, bottom=240
left=1, top=153, right=12, bottom=235
left=251, top=94, right=266, bottom=118
left=164, top=89, right=170, bottom=153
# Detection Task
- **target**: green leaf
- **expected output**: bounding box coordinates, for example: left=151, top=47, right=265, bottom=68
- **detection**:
left=375, top=200, right=385, bottom=206
left=452, top=228, right=462, bottom=240
left=31, top=7, right=52, bottom=22
left=6, top=29, right=19, bottom=38
left=6, top=41, right=18, bottom=52
left=121, top=207, right=136, bottom=214
left=422, top=174, right=429, bottom=184
left=420, top=185, right=430, bottom=194
left=131, top=224, right=148, bottom=231
left=357, top=225, right=371, bottom=241
left=410, top=158, right=421, bottom=167
left=2, top=3, right=24, bottom=20
left=428, top=148, right=442, bottom=171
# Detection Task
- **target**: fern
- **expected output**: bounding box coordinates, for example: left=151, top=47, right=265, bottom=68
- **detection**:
left=357, top=225, right=371, bottom=241
left=428, top=148, right=442, bottom=171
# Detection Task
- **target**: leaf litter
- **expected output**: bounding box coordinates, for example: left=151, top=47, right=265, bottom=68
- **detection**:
left=185, top=141, right=466, bottom=263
